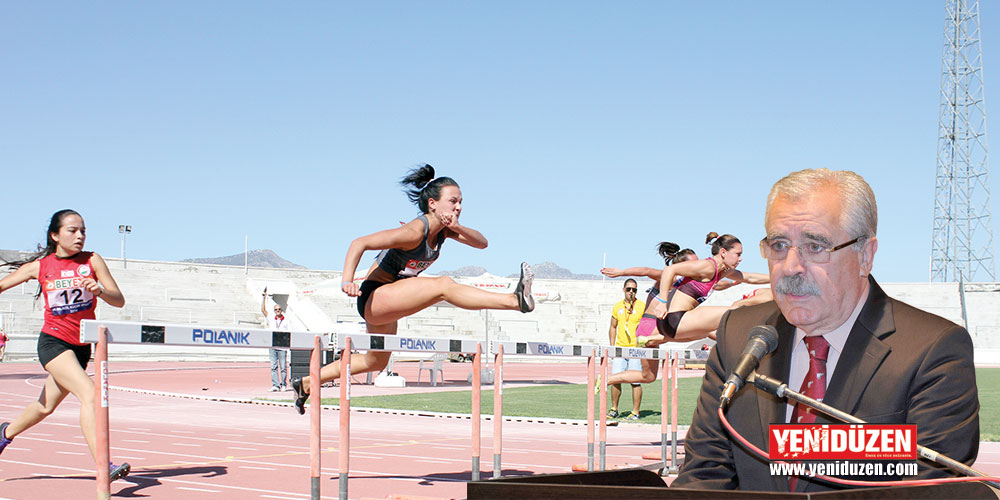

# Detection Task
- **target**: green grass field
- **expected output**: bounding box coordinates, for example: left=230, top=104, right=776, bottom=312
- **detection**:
left=312, top=367, right=1000, bottom=441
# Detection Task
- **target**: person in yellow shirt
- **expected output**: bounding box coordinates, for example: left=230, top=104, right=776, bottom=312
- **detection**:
left=607, top=278, right=645, bottom=420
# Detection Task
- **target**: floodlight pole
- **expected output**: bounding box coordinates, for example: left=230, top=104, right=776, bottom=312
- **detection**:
left=118, top=225, right=131, bottom=269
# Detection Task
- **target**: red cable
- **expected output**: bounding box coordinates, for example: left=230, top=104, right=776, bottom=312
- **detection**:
left=716, top=407, right=1000, bottom=487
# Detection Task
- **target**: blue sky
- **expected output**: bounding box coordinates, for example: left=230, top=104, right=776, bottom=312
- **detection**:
left=1, top=2, right=996, bottom=282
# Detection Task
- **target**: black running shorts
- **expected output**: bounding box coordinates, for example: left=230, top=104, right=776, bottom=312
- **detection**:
left=37, top=332, right=91, bottom=370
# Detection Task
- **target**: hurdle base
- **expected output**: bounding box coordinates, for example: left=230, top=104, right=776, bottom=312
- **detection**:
left=467, top=367, right=495, bottom=385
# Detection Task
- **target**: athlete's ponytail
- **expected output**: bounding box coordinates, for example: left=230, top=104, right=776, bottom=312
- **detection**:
left=400, top=164, right=460, bottom=213
left=673, top=248, right=697, bottom=265
left=2, top=209, right=80, bottom=270
left=656, top=242, right=680, bottom=264
left=706, top=232, right=741, bottom=256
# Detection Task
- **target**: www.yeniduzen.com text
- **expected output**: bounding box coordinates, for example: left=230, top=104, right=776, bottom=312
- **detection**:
left=770, top=461, right=918, bottom=478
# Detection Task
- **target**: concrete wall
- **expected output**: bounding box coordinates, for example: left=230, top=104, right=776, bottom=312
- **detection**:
left=2, top=258, right=999, bottom=364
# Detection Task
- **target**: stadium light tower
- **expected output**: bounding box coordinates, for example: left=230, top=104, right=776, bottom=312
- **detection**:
left=931, top=0, right=996, bottom=282
left=119, top=224, right=132, bottom=269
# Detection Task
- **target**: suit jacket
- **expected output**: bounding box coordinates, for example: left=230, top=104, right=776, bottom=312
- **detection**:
left=672, top=276, right=979, bottom=492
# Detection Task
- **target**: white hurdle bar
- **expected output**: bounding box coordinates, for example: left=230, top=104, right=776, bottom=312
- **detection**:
left=80, top=320, right=329, bottom=500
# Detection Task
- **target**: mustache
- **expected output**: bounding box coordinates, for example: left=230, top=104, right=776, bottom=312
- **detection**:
left=774, top=274, right=822, bottom=297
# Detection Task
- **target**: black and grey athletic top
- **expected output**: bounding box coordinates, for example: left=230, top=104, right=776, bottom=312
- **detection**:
left=374, top=214, right=445, bottom=279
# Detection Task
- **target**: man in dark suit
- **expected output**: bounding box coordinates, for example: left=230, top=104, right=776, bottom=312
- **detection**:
left=673, top=169, right=979, bottom=492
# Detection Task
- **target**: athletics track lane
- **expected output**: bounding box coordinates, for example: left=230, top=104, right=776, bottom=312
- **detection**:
left=0, top=360, right=677, bottom=499
left=1, top=361, right=998, bottom=499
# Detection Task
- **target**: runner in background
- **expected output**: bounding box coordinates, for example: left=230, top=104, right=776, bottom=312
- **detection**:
left=601, top=235, right=771, bottom=386
left=0, top=209, right=131, bottom=481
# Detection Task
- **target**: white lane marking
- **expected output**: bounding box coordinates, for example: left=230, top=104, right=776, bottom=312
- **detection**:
left=178, top=486, right=222, bottom=493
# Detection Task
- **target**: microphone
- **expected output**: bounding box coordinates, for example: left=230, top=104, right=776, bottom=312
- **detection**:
left=719, top=325, right=779, bottom=408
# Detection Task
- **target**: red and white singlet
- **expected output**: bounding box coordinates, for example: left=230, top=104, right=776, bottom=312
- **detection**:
left=38, top=252, right=97, bottom=345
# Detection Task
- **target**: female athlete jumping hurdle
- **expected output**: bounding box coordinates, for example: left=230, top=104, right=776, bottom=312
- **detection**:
left=600, top=233, right=771, bottom=385
left=291, top=164, right=535, bottom=414
left=0, top=209, right=131, bottom=481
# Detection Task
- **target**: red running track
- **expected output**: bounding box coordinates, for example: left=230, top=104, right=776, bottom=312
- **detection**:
left=1, top=360, right=998, bottom=499
left=0, top=360, right=676, bottom=499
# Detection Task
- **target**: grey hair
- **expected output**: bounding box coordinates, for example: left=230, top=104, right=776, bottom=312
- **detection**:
left=765, top=168, right=877, bottom=243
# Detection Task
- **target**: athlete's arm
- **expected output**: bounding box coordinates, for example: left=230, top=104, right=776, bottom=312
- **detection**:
left=88, top=253, right=125, bottom=308
left=601, top=267, right=662, bottom=280
left=0, top=261, right=39, bottom=294
left=341, top=221, right=426, bottom=296
left=722, top=270, right=769, bottom=285
left=656, top=259, right=713, bottom=294
left=441, top=213, right=488, bottom=249
left=609, top=316, right=618, bottom=345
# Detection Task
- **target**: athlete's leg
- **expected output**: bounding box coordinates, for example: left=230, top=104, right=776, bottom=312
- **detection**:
left=605, top=359, right=659, bottom=385
left=298, top=320, right=396, bottom=397
left=631, top=384, right=643, bottom=416
left=4, top=373, right=69, bottom=440
left=673, top=296, right=768, bottom=342
left=365, top=276, right=519, bottom=325
left=610, top=384, right=622, bottom=415
left=7, top=352, right=98, bottom=458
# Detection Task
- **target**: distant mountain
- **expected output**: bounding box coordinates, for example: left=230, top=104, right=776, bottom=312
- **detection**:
left=510, top=261, right=602, bottom=280
left=182, top=249, right=305, bottom=269
left=438, top=262, right=600, bottom=280
left=435, top=265, right=490, bottom=277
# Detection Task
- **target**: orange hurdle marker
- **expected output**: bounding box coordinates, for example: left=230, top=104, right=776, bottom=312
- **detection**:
left=642, top=356, right=672, bottom=466
left=671, top=352, right=680, bottom=473
left=492, top=343, right=503, bottom=478
left=309, top=335, right=322, bottom=500
left=471, top=343, right=482, bottom=481
left=338, top=337, right=352, bottom=500
left=95, top=325, right=111, bottom=500
left=598, top=348, right=609, bottom=471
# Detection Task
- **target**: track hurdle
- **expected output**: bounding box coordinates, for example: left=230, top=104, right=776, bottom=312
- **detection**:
left=601, top=345, right=671, bottom=471
left=488, top=340, right=600, bottom=476
left=333, top=332, right=485, bottom=497
left=80, top=320, right=329, bottom=500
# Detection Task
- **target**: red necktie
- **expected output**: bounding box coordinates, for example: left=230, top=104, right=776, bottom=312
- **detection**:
left=789, top=335, right=829, bottom=491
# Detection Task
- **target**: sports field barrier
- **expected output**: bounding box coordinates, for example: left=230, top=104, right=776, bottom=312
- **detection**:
left=82, top=320, right=699, bottom=500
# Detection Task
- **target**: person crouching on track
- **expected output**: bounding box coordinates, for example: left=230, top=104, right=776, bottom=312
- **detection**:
left=290, top=164, right=535, bottom=414
left=0, top=210, right=131, bottom=481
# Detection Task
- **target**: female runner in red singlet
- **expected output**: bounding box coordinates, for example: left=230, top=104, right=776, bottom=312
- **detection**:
left=0, top=210, right=131, bottom=481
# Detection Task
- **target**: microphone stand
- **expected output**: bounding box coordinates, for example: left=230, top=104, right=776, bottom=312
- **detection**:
left=751, top=372, right=1000, bottom=489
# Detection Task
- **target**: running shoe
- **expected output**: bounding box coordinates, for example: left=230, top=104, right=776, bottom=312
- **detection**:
left=110, top=462, right=131, bottom=481
left=270, top=386, right=280, bottom=392
left=594, top=374, right=601, bottom=395
left=291, top=377, right=307, bottom=415
left=624, top=413, right=639, bottom=421
left=607, top=409, right=619, bottom=418
left=0, top=422, right=12, bottom=455
left=514, top=262, right=535, bottom=313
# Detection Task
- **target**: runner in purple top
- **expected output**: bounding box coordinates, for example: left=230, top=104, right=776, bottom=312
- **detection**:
left=600, top=233, right=771, bottom=385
